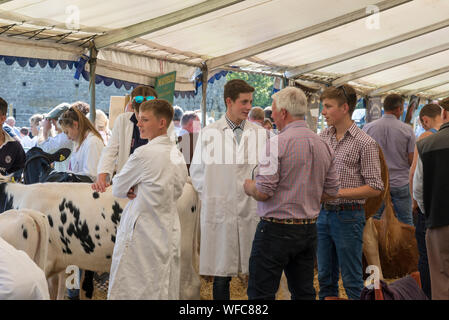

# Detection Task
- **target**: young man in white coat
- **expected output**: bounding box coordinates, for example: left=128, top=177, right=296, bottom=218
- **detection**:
left=108, top=99, right=188, bottom=299
left=190, top=79, right=268, bottom=300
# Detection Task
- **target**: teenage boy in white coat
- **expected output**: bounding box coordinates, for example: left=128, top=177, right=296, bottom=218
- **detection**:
left=108, top=99, right=187, bottom=299
left=190, top=79, right=268, bottom=300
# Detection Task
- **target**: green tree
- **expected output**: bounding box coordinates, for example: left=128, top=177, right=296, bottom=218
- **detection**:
left=226, top=72, right=274, bottom=108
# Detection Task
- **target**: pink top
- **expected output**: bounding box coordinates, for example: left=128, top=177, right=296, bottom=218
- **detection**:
left=255, top=120, right=340, bottom=219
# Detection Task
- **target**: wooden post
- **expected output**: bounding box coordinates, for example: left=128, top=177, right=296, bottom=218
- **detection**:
left=201, top=65, right=208, bottom=128
left=89, top=45, right=98, bottom=124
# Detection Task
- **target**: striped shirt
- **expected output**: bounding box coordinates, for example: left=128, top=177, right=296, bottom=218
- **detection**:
left=320, top=122, right=384, bottom=205
left=255, top=120, right=340, bottom=219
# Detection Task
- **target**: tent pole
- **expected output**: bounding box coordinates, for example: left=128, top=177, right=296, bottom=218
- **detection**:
left=89, top=45, right=98, bottom=124
left=201, top=65, right=208, bottom=128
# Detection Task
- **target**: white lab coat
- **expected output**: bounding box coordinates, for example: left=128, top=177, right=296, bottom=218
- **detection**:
left=69, top=132, right=104, bottom=181
left=108, top=135, right=188, bottom=300
left=97, top=112, right=176, bottom=178
left=0, top=237, right=49, bottom=300
left=190, top=116, right=268, bottom=276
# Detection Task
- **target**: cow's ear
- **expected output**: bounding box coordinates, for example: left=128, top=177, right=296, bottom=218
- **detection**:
left=48, top=148, right=72, bottom=163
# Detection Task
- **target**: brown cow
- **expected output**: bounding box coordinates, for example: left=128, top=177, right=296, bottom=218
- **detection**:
left=363, top=146, right=419, bottom=279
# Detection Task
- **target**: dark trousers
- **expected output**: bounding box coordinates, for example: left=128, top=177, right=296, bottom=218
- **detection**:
left=415, top=208, right=431, bottom=299
left=247, top=220, right=317, bottom=300
left=213, top=276, right=232, bottom=300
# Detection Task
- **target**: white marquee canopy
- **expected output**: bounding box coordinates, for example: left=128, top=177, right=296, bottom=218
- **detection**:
left=1, top=0, right=449, bottom=100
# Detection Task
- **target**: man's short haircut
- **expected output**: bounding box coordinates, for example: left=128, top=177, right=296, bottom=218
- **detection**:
left=181, top=111, right=199, bottom=127
left=173, top=106, right=184, bottom=121
left=223, top=79, right=254, bottom=106
left=320, top=84, right=357, bottom=115
left=272, top=86, right=308, bottom=118
left=439, top=97, right=449, bottom=112
left=419, top=103, right=442, bottom=120
left=0, top=97, right=7, bottom=116
left=131, top=85, right=158, bottom=113
left=248, top=107, right=265, bottom=121
left=383, top=94, right=404, bottom=112
left=71, top=101, right=90, bottom=115
left=140, top=99, right=174, bottom=128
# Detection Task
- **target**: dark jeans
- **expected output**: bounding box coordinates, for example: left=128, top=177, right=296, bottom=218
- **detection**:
left=247, top=220, right=317, bottom=300
left=317, top=208, right=365, bottom=300
left=415, top=208, right=431, bottom=299
left=213, top=276, right=232, bottom=300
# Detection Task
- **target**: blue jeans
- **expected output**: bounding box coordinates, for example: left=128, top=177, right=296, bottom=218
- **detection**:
left=415, top=208, right=431, bottom=299
left=317, top=208, right=365, bottom=300
left=247, top=220, right=317, bottom=300
left=374, top=184, right=413, bottom=226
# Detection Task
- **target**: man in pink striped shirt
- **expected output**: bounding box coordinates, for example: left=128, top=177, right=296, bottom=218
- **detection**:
left=243, top=86, right=340, bottom=300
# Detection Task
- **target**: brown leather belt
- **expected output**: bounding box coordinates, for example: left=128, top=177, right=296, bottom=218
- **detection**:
left=261, top=217, right=317, bottom=225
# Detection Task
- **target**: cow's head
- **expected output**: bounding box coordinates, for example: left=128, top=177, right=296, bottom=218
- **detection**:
left=23, top=147, right=71, bottom=184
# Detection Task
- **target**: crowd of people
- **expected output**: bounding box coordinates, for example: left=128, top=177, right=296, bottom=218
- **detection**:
left=0, top=77, right=448, bottom=301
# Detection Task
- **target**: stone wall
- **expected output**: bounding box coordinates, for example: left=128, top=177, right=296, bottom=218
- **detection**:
left=0, top=60, right=227, bottom=128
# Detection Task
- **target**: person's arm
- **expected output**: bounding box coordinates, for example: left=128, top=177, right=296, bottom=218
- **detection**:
left=410, top=131, right=431, bottom=209
left=93, top=115, right=126, bottom=192
left=339, top=142, right=383, bottom=199
left=413, top=155, right=425, bottom=213
left=244, top=135, right=280, bottom=202
left=96, top=114, right=125, bottom=178
left=243, top=179, right=270, bottom=201
left=408, top=152, right=414, bottom=166
left=6, top=142, right=26, bottom=175
left=41, top=119, right=52, bottom=141
left=321, top=153, right=340, bottom=202
left=338, top=185, right=381, bottom=200
left=38, top=133, right=72, bottom=154
left=189, top=131, right=205, bottom=195
left=111, top=148, right=145, bottom=199
left=79, top=136, right=104, bottom=181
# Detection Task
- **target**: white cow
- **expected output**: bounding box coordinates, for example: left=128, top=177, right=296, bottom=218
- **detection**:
left=0, top=179, right=201, bottom=300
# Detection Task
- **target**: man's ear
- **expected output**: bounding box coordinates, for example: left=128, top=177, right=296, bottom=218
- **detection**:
left=225, top=97, right=233, bottom=109
left=442, top=108, right=448, bottom=121
left=160, top=117, right=167, bottom=129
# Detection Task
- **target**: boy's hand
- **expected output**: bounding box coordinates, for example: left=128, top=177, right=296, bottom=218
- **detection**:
left=91, top=173, right=110, bottom=193
left=127, top=187, right=136, bottom=200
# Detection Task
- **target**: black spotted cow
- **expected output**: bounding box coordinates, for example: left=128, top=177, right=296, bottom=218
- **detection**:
left=0, top=179, right=201, bottom=300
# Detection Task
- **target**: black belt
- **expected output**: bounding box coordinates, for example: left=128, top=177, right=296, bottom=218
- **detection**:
left=261, top=217, right=317, bottom=225
left=322, top=203, right=363, bottom=211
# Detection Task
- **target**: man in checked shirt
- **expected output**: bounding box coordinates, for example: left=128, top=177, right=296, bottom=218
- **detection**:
left=243, top=87, right=340, bottom=300
left=318, top=84, right=384, bottom=300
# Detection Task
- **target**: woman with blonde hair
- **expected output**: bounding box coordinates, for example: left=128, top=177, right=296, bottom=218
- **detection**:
left=59, top=106, right=104, bottom=182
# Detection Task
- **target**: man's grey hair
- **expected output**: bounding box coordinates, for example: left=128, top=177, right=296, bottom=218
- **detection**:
left=248, top=107, right=265, bottom=121
left=181, top=111, right=199, bottom=127
left=271, top=86, right=308, bottom=117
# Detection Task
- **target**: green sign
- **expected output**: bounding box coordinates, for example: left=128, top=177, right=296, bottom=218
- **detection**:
left=155, top=71, right=177, bottom=104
